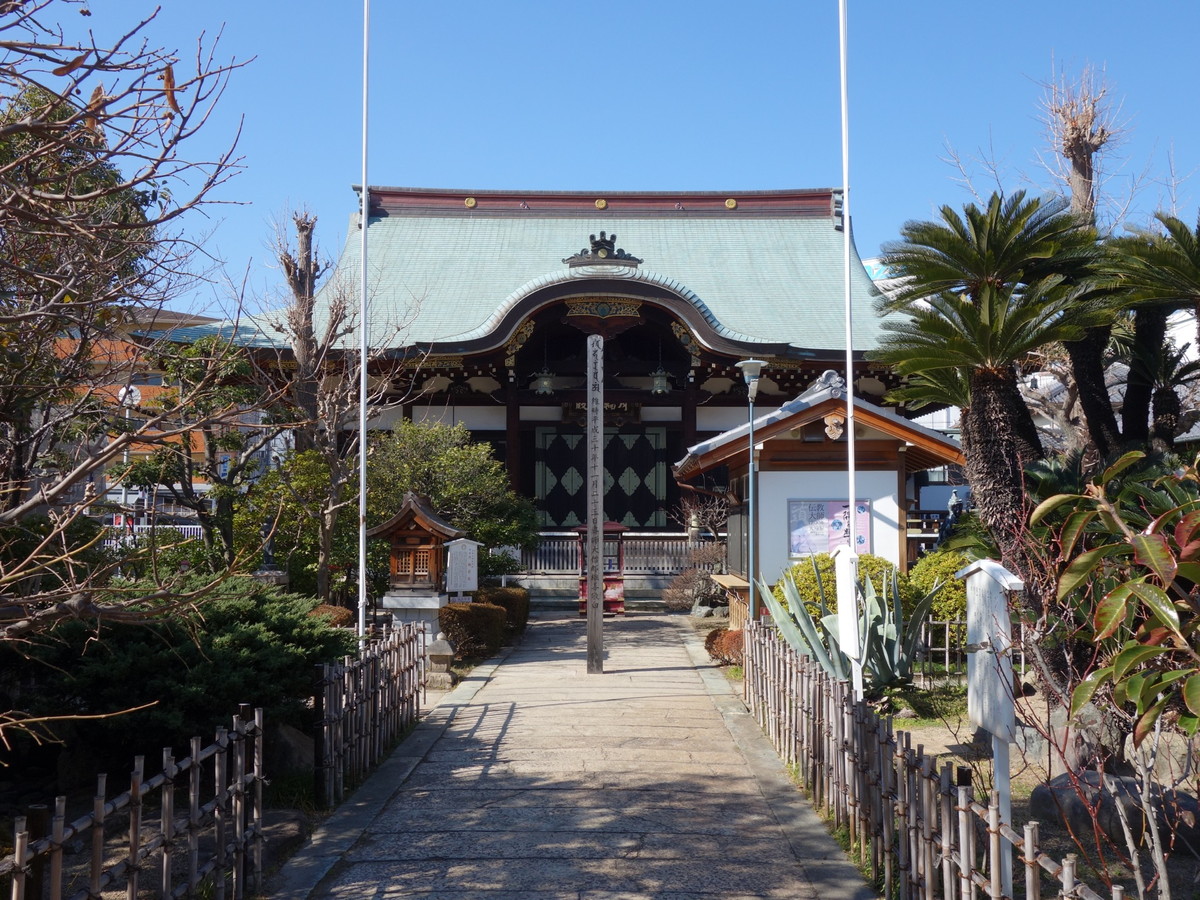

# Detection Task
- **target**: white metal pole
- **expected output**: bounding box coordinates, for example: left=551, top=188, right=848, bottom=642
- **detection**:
left=357, top=0, right=370, bottom=640
left=747, top=394, right=757, bottom=622
left=839, top=0, right=857, bottom=555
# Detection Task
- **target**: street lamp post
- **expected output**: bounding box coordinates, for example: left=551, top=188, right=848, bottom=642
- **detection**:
left=735, top=360, right=765, bottom=623
left=117, top=386, right=141, bottom=527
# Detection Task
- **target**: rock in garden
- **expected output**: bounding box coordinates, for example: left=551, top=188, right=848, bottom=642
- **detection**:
left=1029, top=771, right=1200, bottom=851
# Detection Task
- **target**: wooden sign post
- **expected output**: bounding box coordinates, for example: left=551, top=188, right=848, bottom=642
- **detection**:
left=586, top=334, right=604, bottom=674
left=960, top=558, right=1022, bottom=898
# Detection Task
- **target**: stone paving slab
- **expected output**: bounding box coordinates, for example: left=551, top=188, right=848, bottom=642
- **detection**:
left=267, top=614, right=880, bottom=900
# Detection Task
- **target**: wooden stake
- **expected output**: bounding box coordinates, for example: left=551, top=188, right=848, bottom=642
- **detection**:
left=586, top=334, right=604, bottom=674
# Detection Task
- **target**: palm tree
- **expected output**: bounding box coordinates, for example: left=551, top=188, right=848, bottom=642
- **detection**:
left=875, top=191, right=1106, bottom=613
left=1108, top=214, right=1200, bottom=448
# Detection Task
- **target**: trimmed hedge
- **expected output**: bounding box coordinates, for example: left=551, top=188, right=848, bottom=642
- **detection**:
left=473, top=586, right=531, bottom=634
left=439, top=602, right=507, bottom=658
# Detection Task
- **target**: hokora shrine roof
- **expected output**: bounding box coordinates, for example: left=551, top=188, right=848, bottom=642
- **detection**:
left=171, top=187, right=893, bottom=357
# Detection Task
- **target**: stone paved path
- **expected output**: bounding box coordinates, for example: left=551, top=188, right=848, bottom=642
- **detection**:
left=268, top=614, right=880, bottom=900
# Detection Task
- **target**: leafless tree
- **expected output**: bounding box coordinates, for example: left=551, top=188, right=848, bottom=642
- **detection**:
left=263, top=212, right=414, bottom=603
left=0, top=0, right=254, bottom=652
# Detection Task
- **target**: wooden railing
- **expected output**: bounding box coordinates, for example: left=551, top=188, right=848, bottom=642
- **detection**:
left=743, top=623, right=1108, bottom=900
left=1, top=706, right=264, bottom=900
left=313, top=626, right=425, bottom=807
left=520, top=532, right=719, bottom=576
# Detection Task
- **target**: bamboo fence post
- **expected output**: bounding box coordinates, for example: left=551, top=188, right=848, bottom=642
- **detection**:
left=49, top=795, right=65, bottom=900
left=843, top=690, right=858, bottom=849
left=895, top=736, right=910, bottom=900
left=1112, top=884, right=1125, bottom=900
left=189, top=736, right=202, bottom=894
left=313, top=664, right=329, bottom=808
left=90, top=773, right=106, bottom=899
left=881, top=719, right=896, bottom=898
left=987, top=791, right=1002, bottom=900
left=213, top=727, right=228, bottom=900
left=232, top=710, right=247, bottom=899
left=940, top=763, right=956, bottom=900
left=906, top=746, right=921, bottom=900
left=13, top=815, right=28, bottom=900
left=1023, top=822, right=1040, bottom=900
left=25, top=804, right=47, bottom=900
left=920, top=756, right=936, bottom=900
left=957, top=784, right=973, bottom=900
left=127, top=755, right=143, bottom=900
left=161, top=748, right=176, bottom=897
left=1062, top=854, right=1076, bottom=899
left=253, top=707, right=264, bottom=894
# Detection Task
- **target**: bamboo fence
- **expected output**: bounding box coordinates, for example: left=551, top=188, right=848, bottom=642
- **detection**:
left=313, top=625, right=424, bottom=807
left=743, top=622, right=1113, bottom=900
left=1, top=705, right=264, bottom=900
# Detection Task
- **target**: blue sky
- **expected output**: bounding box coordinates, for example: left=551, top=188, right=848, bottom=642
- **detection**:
left=112, top=1, right=1200, bottom=313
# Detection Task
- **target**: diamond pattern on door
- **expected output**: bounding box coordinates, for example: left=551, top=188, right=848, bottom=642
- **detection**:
left=535, top=427, right=668, bottom=528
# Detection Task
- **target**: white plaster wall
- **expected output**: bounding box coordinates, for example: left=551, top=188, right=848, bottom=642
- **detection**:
left=641, top=407, right=682, bottom=422
left=697, top=407, right=751, bottom=432
left=757, top=469, right=902, bottom=581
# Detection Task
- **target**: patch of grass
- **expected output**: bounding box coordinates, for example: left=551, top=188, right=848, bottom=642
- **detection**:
left=885, top=682, right=967, bottom=726
left=264, top=771, right=320, bottom=815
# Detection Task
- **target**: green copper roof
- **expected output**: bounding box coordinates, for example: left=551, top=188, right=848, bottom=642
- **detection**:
left=312, top=188, right=890, bottom=355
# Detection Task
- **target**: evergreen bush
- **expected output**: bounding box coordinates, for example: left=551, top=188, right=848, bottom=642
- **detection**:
left=907, top=549, right=969, bottom=623
left=439, top=602, right=507, bottom=658
left=21, top=578, right=358, bottom=769
left=774, top=552, right=914, bottom=616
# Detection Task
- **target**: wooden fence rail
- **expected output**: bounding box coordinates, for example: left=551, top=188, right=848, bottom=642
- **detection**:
left=314, top=625, right=424, bottom=807
left=0, top=705, right=264, bottom=900
left=744, top=623, right=1113, bottom=900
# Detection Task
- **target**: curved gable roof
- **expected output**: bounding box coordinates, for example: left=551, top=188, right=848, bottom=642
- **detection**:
left=314, top=187, right=892, bottom=356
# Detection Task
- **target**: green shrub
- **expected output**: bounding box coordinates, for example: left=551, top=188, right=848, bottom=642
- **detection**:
left=774, top=552, right=914, bottom=616
left=907, top=549, right=969, bottom=623
left=22, top=577, right=358, bottom=770
left=473, top=586, right=530, bottom=634
left=439, top=602, right=507, bottom=658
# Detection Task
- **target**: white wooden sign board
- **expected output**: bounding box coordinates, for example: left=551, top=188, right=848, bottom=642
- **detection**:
left=446, top=538, right=483, bottom=593
left=959, top=558, right=1021, bottom=742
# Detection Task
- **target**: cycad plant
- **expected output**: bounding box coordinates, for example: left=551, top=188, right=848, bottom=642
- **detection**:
left=757, top=561, right=941, bottom=692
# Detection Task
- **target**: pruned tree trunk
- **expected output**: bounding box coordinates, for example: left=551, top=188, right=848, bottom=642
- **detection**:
left=960, top=368, right=1055, bottom=617
left=1122, top=305, right=1169, bottom=448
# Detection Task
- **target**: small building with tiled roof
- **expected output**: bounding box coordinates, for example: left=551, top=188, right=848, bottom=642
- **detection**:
left=675, top=370, right=965, bottom=582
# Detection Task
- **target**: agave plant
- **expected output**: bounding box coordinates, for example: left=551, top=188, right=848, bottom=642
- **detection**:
left=757, top=560, right=942, bottom=691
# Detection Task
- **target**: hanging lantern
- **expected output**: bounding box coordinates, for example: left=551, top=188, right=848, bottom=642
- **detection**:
left=649, top=365, right=672, bottom=396
left=531, top=367, right=556, bottom=395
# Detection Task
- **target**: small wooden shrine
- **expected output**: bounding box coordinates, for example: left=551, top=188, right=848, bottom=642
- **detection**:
left=367, top=492, right=465, bottom=594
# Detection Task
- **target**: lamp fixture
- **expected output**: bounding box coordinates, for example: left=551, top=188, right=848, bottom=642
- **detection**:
left=531, top=344, right=556, bottom=395
left=649, top=340, right=672, bottom=395
left=735, top=358, right=765, bottom=402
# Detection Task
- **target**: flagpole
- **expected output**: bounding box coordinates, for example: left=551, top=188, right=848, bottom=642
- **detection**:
left=357, top=0, right=371, bottom=640
left=839, top=0, right=863, bottom=700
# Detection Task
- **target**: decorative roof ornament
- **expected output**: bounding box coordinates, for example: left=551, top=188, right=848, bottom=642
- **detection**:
left=803, top=369, right=846, bottom=400
left=563, top=231, right=643, bottom=267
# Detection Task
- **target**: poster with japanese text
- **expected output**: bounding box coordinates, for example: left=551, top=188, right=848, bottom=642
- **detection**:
left=787, top=499, right=871, bottom=555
